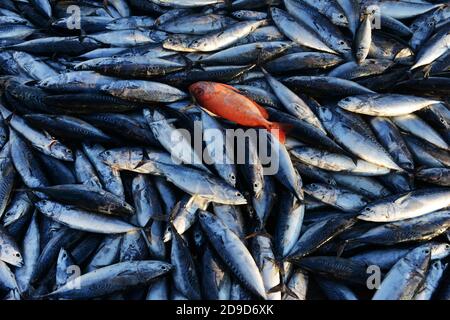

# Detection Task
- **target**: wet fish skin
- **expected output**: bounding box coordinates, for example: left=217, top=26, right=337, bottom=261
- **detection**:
left=293, top=256, right=368, bottom=285
left=170, top=227, right=201, bottom=300
left=392, top=114, right=449, bottom=151
left=158, top=13, right=235, bottom=35
left=373, top=245, right=431, bottom=300
left=283, top=76, right=375, bottom=98
left=270, top=7, right=337, bottom=54
left=151, top=162, right=247, bottom=205
left=9, top=129, right=49, bottom=189
left=251, top=235, right=281, bottom=300
left=55, top=248, right=76, bottom=289
left=358, top=188, right=450, bottom=222
left=317, top=106, right=402, bottom=171
left=86, top=236, right=122, bottom=273
left=201, top=246, right=232, bottom=300
left=0, top=143, right=15, bottom=220
left=0, top=225, right=23, bottom=267
left=262, top=67, right=325, bottom=134
left=370, top=117, right=414, bottom=172
left=45, top=260, right=173, bottom=300
left=31, top=184, right=135, bottom=217
left=416, top=168, right=450, bottom=186
left=82, top=143, right=125, bottom=200
left=316, top=277, right=358, bottom=300
left=74, top=150, right=103, bottom=189
left=13, top=211, right=39, bottom=295
left=36, top=200, right=139, bottom=234
left=350, top=210, right=450, bottom=246
left=198, top=210, right=266, bottom=299
left=24, top=114, right=114, bottom=144
left=284, top=0, right=352, bottom=58
left=338, top=94, right=440, bottom=116
left=101, top=80, right=188, bottom=103
left=411, top=25, right=450, bottom=70
left=132, top=175, right=163, bottom=227
left=286, top=215, right=356, bottom=260
left=414, top=260, right=447, bottom=300
left=328, top=59, right=394, bottom=80
left=273, top=191, right=304, bottom=259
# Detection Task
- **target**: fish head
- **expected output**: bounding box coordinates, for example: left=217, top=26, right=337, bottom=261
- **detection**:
left=430, top=242, right=450, bottom=260
left=162, top=35, right=197, bottom=52
left=197, top=210, right=215, bottom=227
left=358, top=202, right=398, bottom=222
left=137, top=261, right=173, bottom=281
left=338, top=96, right=365, bottom=112
left=330, top=11, right=349, bottom=27
left=406, top=244, right=432, bottom=269
left=226, top=171, right=237, bottom=187
left=0, top=245, right=23, bottom=267
left=336, top=39, right=352, bottom=53
left=188, top=81, right=216, bottom=102
left=53, top=145, right=74, bottom=162
left=37, top=75, right=59, bottom=89
left=99, top=148, right=144, bottom=169
left=56, top=248, right=72, bottom=267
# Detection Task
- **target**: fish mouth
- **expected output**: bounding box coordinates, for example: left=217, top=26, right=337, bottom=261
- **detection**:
left=356, top=214, right=370, bottom=221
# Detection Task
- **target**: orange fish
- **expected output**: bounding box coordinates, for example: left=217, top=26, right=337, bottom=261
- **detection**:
left=189, top=81, right=288, bottom=143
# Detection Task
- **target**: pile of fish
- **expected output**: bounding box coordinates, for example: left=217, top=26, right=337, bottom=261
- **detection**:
left=0, top=0, right=449, bottom=301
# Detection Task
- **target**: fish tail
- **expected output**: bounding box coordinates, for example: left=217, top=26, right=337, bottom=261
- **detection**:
left=266, top=122, right=292, bottom=144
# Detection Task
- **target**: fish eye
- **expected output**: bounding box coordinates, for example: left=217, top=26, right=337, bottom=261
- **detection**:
left=160, top=265, right=168, bottom=271
left=253, top=182, right=259, bottom=188
left=192, top=87, right=204, bottom=96
left=424, top=249, right=430, bottom=254
left=445, top=244, right=450, bottom=249
left=365, top=207, right=371, bottom=211
left=15, top=253, right=21, bottom=258
left=440, top=118, right=445, bottom=123
left=339, top=41, right=345, bottom=45
left=235, top=192, right=242, bottom=197
left=230, top=174, right=236, bottom=181
left=339, top=14, right=344, bottom=19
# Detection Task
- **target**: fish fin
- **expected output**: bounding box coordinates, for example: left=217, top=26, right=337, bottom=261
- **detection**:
left=102, top=0, right=116, bottom=18
left=3, top=113, right=13, bottom=125
left=179, top=54, right=195, bottom=70
left=336, top=241, right=348, bottom=257
left=168, top=200, right=181, bottom=221
left=394, top=192, right=412, bottom=205
left=267, top=283, right=298, bottom=299
left=199, top=106, right=220, bottom=117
